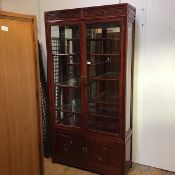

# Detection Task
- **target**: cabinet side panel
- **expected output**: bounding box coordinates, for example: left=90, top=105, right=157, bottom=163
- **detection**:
left=125, top=21, right=133, bottom=133
left=124, top=19, right=135, bottom=174
left=125, top=137, right=132, bottom=173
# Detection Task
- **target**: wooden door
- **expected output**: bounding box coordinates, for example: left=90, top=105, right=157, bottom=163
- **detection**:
left=0, top=11, right=42, bottom=175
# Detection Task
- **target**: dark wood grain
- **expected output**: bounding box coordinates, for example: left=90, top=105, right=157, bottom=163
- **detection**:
left=45, top=3, right=136, bottom=175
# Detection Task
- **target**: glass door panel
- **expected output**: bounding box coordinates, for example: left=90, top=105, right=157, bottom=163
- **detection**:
left=51, top=25, right=81, bottom=127
left=86, top=22, right=121, bottom=134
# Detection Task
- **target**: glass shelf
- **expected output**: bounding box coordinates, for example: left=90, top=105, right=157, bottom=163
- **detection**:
left=56, top=103, right=81, bottom=114
left=91, top=72, right=120, bottom=81
left=90, top=92, right=119, bottom=105
left=87, top=60, right=111, bottom=65
left=87, top=38, right=120, bottom=41
left=52, top=53, right=80, bottom=65
left=51, top=37, right=80, bottom=40
left=57, top=113, right=81, bottom=127
left=88, top=114, right=119, bottom=134
left=65, top=38, right=80, bottom=41
left=89, top=53, right=120, bottom=56
left=53, top=53, right=78, bottom=56
left=89, top=104, right=118, bottom=117
left=55, top=78, right=80, bottom=88
left=67, top=63, right=80, bottom=66
left=88, top=112, right=119, bottom=119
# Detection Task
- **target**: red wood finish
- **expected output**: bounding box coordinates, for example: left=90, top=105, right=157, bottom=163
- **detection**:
left=45, top=3, right=136, bottom=175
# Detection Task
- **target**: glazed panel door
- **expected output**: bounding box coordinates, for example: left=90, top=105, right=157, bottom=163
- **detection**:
left=85, top=20, right=123, bottom=135
left=49, top=23, right=82, bottom=128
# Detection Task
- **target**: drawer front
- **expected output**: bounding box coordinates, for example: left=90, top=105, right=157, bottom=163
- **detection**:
left=52, top=132, right=122, bottom=172
left=53, top=133, right=85, bottom=166
left=87, top=140, right=122, bottom=167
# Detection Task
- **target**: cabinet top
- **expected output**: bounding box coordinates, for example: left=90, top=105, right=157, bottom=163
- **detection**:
left=45, top=3, right=135, bottom=22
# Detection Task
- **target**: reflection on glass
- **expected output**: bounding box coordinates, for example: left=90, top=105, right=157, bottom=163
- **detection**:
left=51, top=25, right=81, bottom=127
left=86, top=22, right=121, bottom=134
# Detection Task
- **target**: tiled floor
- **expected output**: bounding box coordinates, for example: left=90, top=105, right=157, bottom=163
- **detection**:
left=128, top=164, right=175, bottom=175
left=44, top=158, right=175, bottom=175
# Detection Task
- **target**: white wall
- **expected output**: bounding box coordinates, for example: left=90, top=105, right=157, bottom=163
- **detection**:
left=0, top=0, right=39, bottom=16
left=1, top=0, right=175, bottom=172
left=0, top=0, right=40, bottom=31
left=139, top=0, right=175, bottom=171
left=122, top=0, right=175, bottom=172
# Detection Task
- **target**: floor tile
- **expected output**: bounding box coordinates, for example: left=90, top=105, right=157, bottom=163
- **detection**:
left=44, top=158, right=175, bottom=175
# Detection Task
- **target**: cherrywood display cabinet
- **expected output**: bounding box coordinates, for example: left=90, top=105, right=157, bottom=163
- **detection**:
left=45, top=3, right=135, bottom=175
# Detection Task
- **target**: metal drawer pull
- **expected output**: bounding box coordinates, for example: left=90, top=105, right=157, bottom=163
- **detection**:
left=102, top=146, right=108, bottom=151
left=98, top=156, right=102, bottom=161
left=83, top=146, right=88, bottom=152
left=64, top=148, right=68, bottom=152
left=63, top=144, right=68, bottom=152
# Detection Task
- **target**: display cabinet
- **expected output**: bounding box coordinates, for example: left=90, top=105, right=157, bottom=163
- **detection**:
left=45, top=3, right=135, bottom=175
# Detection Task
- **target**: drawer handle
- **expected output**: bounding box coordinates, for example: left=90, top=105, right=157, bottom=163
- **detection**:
left=63, top=144, right=68, bottom=152
left=64, top=148, right=68, bottom=152
left=98, top=156, right=102, bottom=161
left=102, top=146, right=108, bottom=151
left=83, top=146, right=88, bottom=153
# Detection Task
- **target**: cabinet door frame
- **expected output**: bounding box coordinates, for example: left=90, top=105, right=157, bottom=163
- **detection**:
left=83, top=17, right=125, bottom=137
left=45, top=17, right=126, bottom=137
left=45, top=20, right=85, bottom=130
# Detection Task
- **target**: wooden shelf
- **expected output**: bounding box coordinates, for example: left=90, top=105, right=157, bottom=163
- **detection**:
left=55, top=78, right=79, bottom=88
left=91, top=72, right=120, bottom=81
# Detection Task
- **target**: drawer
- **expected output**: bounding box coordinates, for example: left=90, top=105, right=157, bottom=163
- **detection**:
left=87, top=140, right=121, bottom=167
left=53, top=133, right=85, bottom=166
left=53, top=132, right=122, bottom=169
